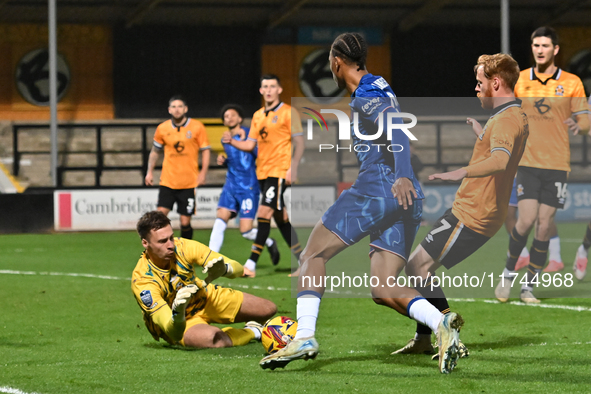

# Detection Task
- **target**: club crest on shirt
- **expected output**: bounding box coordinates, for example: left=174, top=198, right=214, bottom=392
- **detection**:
left=140, top=290, right=153, bottom=307
left=186, top=130, right=192, bottom=139
left=555, top=85, right=564, bottom=96
left=272, top=115, right=278, bottom=123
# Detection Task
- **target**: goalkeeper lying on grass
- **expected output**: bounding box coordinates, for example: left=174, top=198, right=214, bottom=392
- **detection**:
left=132, top=211, right=277, bottom=348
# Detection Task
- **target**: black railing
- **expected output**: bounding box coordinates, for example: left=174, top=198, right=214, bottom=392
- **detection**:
left=11, top=119, right=590, bottom=188
left=12, top=122, right=224, bottom=188
left=335, top=117, right=590, bottom=182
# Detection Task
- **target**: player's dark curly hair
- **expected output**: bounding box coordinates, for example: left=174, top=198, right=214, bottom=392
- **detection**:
left=531, top=26, right=559, bottom=46
left=330, top=32, right=367, bottom=71
left=220, top=104, right=245, bottom=122
left=137, top=211, right=171, bottom=240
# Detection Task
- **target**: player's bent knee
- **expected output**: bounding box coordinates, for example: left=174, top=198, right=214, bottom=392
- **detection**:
left=372, top=297, right=386, bottom=305
left=257, top=205, right=274, bottom=219
left=261, top=299, right=277, bottom=318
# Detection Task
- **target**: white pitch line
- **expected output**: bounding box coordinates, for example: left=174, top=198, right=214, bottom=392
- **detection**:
left=523, top=341, right=591, bottom=347
left=0, top=387, right=42, bottom=394
left=1, top=270, right=590, bottom=312
left=0, top=270, right=130, bottom=281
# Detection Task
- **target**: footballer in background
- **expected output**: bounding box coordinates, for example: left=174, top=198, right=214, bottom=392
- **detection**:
left=208, top=104, right=280, bottom=264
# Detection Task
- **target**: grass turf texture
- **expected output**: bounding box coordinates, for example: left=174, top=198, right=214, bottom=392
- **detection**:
left=1, top=224, right=590, bottom=393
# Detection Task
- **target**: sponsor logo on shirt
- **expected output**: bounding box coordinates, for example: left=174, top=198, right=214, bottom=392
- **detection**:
left=140, top=290, right=153, bottom=307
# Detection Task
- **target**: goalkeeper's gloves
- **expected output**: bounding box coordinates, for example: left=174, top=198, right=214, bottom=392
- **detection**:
left=202, top=256, right=232, bottom=285
left=171, top=284, right=198, bottom=323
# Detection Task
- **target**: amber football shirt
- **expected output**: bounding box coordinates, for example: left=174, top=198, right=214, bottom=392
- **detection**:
left=248, top=102, right=303, bottom=180
left=153, top=118, right=210, bottom=189
left=452, top=101, right=529, bottom=237
left=515, top=68, right=589, bottom=172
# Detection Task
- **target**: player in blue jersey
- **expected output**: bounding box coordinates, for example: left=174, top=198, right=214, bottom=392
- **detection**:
left=260, top=32, right=464, bottom=374
left=208, top=104, right=279, bottom=264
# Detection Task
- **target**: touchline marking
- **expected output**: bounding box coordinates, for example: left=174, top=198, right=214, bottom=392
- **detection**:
left=0, top=270, right=129, bottom=281
left=1, top=270, right=589, bottom=312
left=0, top=270, right=289, bottom=292
left=0, top=386, right=42, bottom=394
left=451, top=298, right=591, bottom=312
left=523, top=341, right=591, bottom=347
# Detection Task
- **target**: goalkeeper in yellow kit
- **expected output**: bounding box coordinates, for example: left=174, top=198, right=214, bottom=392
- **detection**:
left=131, top=211, right=277, bottom=348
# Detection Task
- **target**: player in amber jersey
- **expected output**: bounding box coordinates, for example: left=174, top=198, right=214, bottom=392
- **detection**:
left=495, top=27, right=590, bottom=304
left=131, top=211, right=276, bottom=348
left=390, top=54, right=528, bottom=357
left=222, top=75, right=305, bottom=277
left=145, top=96, right=211, bottom=240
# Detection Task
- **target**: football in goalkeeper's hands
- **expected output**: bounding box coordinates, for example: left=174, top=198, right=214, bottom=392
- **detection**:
left=261, top=316, right=297, bottom=354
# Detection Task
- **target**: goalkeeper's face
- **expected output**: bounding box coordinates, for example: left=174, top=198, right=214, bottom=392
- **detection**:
left=142, top=225, right=176, bottom=263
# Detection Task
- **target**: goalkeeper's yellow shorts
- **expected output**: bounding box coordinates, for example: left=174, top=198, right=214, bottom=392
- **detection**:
left=184, top=284, right=244, bottom=331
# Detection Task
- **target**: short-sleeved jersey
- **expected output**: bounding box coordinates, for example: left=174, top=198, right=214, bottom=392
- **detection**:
left=153, top=118, right=210, bottom=189
left=131, top=238, right=237, bottom=342
left=223, top=128, right=259, bottom=191
left=349, top=74, right=424, bottom=199
left=515, top=68, right=589, bottom=172
left=248, top=102, right=303, bottom=180
left=452, top=100, right=529, bottom=238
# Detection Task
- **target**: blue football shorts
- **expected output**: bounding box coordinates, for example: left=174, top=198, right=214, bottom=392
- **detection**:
left=217, top=183, right=260, bottom=220
left=509, top=177, right=518, bottom=208
left=322, top=187, right=423, bottom=261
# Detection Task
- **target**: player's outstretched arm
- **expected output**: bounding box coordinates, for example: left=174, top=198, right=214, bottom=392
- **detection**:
left=467, top=118, right=483, bottom=137
left=433, top=150, right=508, bottom=180
left=429, top=168, right=468, bottom=182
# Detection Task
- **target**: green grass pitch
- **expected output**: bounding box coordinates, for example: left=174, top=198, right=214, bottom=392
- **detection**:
left=1, top=223, right=591, bottom=393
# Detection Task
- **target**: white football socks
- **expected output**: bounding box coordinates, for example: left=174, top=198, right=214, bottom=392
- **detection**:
left=242, top=229, right=257, bottom=241
left=245, top=325, right=262, bottom=340
left=549, top=236, right=562, bottom=262
left=244, top=259, right=256, bottom=272
left=408, top=298, right=443, bottom=334
left=577, top=244, right=588, bottom=258
left=503, top=267, right=515, bottom=279
left=242, top=228, right=274, bottom=247
left=208, top=218, right=227, bottom=253
left=295, top=295, right=321, bottom=340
